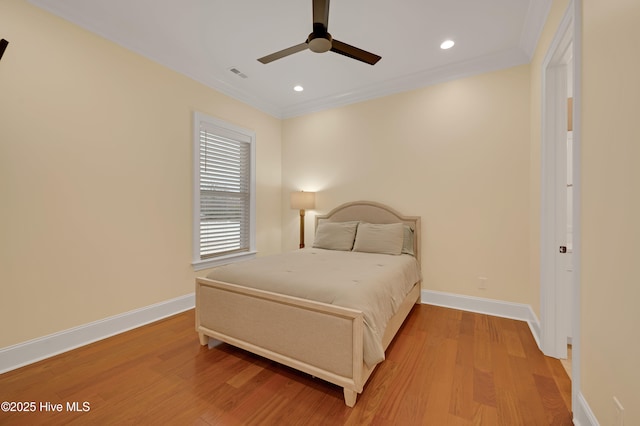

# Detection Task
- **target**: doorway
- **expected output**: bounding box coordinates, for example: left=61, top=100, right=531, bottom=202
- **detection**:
left=540, top=0, right=582, bottom=374
left=540, top=0, right=582, bottom=413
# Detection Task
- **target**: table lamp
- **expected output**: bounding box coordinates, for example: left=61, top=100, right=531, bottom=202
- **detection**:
left=290, top=191, right=316, bottom=248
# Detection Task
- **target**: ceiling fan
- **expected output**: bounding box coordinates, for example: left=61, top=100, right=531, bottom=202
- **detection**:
left=257, top=0, right=381, bottom=65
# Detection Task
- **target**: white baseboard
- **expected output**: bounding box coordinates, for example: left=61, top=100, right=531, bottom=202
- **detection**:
left=421, top=290, right=542, bottom=347
left=573, top=392, right=600, bottom=426
left=0, top=293, right=195, bottom=374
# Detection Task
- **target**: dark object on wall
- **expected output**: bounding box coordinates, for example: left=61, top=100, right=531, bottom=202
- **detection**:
left=0, top=39, right=8, bottom=61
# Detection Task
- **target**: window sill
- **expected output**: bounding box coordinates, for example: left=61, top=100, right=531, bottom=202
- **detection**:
left=192, top=251, right=257, bottom=271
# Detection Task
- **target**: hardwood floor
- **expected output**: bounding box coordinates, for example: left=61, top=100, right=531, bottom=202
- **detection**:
left=0, top=305, right=572, bottom=425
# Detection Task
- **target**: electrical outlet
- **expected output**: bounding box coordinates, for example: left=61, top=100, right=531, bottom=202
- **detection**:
left=478, top=276, right=488, bottom=290
left=613, top=396, right=624, bottom=426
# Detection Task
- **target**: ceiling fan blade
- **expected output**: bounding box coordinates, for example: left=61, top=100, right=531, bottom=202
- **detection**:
left=0, top=39, right=8, bottom=61
left=257, top=42, right=309, bottom=64
left=313, top=0, right=330, bottom=28
left=330, top=39, right=381, bottom=65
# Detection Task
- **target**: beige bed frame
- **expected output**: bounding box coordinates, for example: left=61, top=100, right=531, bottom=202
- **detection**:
left=195, top=201, right=422, bottom=407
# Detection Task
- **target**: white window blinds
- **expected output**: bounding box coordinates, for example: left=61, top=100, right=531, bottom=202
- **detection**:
left=193, top=113, right=256, bottom=267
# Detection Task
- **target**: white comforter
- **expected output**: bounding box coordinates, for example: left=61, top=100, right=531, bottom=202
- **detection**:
left=205, top=248, right=422, bottom=366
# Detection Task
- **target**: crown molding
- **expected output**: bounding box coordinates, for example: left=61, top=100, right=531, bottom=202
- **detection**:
left=519, top=0, right=553, bottom=59
left=281, top=47, right=530, bottom=119
left=28, top=0, right=284, bottom=118
left=28, top=0, right=549, bottom=120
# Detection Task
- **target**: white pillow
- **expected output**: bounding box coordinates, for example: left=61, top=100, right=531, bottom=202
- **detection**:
left=312, top=221, right=359, bottom=251
left=353, top=222, right=404, bottom=255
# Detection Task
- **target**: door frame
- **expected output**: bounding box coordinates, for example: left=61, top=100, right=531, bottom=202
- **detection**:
left=541, top=8, right=572, bottom=360
left=540, top=0, right=582, bottom=413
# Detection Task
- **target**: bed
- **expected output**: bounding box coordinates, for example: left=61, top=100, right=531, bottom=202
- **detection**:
left=195, top=201, right=422, bottom=407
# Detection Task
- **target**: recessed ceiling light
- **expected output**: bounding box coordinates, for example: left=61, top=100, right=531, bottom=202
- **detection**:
left=440, top=40, right=455, bottom=50
left=294, top=85, right=304, bottom=92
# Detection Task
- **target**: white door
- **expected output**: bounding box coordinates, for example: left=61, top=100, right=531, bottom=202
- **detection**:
left=541, top=19, right=575, bottom=360
left=555, top=123, right=573, bottom=352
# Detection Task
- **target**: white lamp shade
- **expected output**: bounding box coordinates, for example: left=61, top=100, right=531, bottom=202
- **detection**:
left=290, top=191, right=316, bottom=210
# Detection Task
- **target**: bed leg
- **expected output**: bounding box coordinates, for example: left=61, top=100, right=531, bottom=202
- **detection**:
left=198, top=332, right=208, bottom=346
left=343, top=388, right=357, bottom=407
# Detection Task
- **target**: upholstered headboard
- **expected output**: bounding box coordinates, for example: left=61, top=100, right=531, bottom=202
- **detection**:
left=314, top=201, right=421, bottom=266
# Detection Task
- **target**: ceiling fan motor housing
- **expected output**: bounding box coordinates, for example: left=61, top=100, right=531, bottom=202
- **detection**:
left=307, top=32, right=332, bottom=53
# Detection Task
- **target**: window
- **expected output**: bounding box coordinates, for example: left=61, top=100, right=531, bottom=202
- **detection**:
left=192, top=112, right=256, bottom=270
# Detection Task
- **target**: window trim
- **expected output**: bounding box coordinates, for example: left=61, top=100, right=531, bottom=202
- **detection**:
left=192, top=112, right=256, bottom=271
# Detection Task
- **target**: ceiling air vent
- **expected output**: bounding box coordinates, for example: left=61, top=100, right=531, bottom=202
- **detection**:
left=229, top=67, right=248, bottom=79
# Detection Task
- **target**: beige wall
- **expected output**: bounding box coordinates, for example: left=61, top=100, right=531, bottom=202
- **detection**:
left=582, top=0, right=640, bottom=424
left=283, top=65, right=532, bottom=305
left=0, top=0, right=282, bottom=348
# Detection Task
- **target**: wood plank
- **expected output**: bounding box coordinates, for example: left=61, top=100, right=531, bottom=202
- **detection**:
left=508, top=354, right=550, bottom=426
left=226, top=363, right=264, bottom=388
left=473, top=368, right=497, bottom=407
left=450, top=330, right=475, bottom=420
